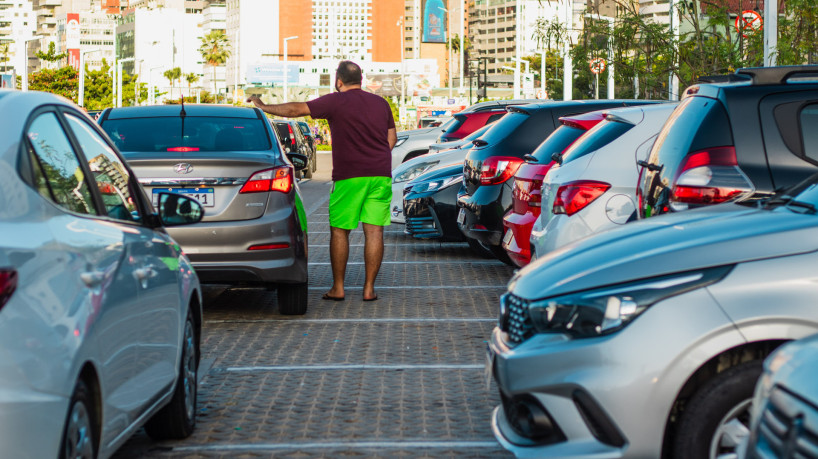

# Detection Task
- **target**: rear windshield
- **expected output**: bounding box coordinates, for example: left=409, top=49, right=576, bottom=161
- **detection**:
left=530, top=125, right=587, bottom=162
left=560, top=119, right=634, bottom=164
left=101, top=116, right=272, bottom=152
left=477, top=111, right=529, bottom=146
left=298, top=124, right=311, bottom=135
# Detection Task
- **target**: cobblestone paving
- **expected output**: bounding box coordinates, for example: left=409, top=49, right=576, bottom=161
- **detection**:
left=112, top=201, right=516, bottom=458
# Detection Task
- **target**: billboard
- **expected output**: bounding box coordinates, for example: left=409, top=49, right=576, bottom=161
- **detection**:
left=421, top=0, right=447, bottom=43
left=67, top=13, right=80, bottom=70
left=363, top=73, right=438, bottom=98
left=246, top=63, right=300, bottom=85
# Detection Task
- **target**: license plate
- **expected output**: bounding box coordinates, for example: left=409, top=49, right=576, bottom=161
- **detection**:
left=152, top=188, right=215, bottom=207
left=457, top=208, right=466, bottom=225
left=484, top=344, right=495, bottom=389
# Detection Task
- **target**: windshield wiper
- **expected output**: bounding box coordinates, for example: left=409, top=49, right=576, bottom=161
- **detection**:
left=763, top=194, right=817, bottom=213
left=786, top=200, right=817, bottom=214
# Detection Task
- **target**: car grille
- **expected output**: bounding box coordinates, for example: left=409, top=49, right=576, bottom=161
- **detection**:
left=405, top=215, right=441, bottom=238
left=502, top=294, right=534, bottom=346
left=752, top=386, right=818, bottom=458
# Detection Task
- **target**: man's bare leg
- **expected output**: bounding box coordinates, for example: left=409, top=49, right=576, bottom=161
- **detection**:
left=327, top=226, right=350, bottom=298
left=362, top=223, right=384, bottom=300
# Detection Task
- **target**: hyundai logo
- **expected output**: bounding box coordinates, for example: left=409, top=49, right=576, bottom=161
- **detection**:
left=174, top=163, right=194, bottom=174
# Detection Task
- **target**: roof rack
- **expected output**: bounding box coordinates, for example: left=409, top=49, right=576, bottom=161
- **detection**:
left=737, top=65, right=818, bottom=85
left=697, top=74, right=751, bottom=84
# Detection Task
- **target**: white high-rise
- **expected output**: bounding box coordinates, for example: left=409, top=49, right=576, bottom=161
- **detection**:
left=311, top=0, right=372, bottom=62
left=0, top=0, right=36, bottom=75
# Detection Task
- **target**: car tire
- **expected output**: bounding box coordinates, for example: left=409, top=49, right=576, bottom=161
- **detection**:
left=61, top=380, right=97, bottom=459
left=311, top=151, right=318, bottom=173
left=278, top=281, right=308, bottom=315
left=303, top=159, right=313, bottom=179
left=144, top=311, right=198, bottom=441
left=467, top=237, right=494, bottom=259
left=671, top=360, right=762, bottom=459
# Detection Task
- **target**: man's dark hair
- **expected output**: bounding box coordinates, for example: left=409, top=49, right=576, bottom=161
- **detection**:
left=336, top=60, right=363, bottom=86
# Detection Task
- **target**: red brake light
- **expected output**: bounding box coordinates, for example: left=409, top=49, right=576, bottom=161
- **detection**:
left=248, top=243, right=290, bottom=250
left=167, top=147, right=200, bottom=152
left=480, top=156, right=524, bottom=185
left=239, top=166, right=292, bottom=194
left=0, top=269, right=18, bottom=310
left=560, top=113, right=606, bottom=130
left=288, top=125, right=296, bottom=145
left=671, top=146, right=753, bottom=208
left=553, top=180, right=611, bottom=216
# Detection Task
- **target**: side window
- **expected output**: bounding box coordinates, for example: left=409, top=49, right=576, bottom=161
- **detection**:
left=800, top=104, right=818, bottom=163
left=486, top=113, right=505, bottom=125
left=65, top=113, right=138, bottom=222
left=26, top=112, right=98, bottom=215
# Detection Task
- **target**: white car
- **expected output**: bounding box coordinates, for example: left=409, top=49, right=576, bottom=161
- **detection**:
left=530, top=103, right=677, bottom=259
left=390, top=119, right=454, bottom=170
left=0, top=90, right=204, bottom=458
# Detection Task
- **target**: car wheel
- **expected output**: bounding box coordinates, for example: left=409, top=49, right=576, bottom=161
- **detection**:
left=303, top=159, right=313, bottom=179
left=144, top=311, right=198, bottom=440
left=311, top=151, right=317, bottom=173
left=61, top=380, right=96, bottom=459
left=671, top=360, right=762, bottom=459
left=466, top=237, right=494, bottom=258
left=277, top=281, right=308, bottom=315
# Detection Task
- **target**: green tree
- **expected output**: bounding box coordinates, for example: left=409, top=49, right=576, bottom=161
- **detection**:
left=163, top=67, right=182, bottom=100
left=199, top=30, right=231, bottom=104
left=28, top=66, right=79, bottom=100
left=184, top=72, right=199, bottom=99
left=35, top=42, right=68, bottom=68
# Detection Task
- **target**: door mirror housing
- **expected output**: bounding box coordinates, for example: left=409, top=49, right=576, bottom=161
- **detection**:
left=287, top=152, right=309, bottom=171
left=157, top=193, right=205, bottom=227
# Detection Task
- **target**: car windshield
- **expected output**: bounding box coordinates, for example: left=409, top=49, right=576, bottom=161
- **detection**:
left=298, top=124, right=311, bottom=135
left=101, top=116, right=272, bottom=152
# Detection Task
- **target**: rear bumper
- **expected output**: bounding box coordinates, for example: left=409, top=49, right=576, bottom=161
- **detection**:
left=502, top=210, right=539, bottom=267
left=456, top=182, right=510, bottom=246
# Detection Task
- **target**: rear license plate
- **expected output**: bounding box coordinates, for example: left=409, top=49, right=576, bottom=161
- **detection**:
left=485, top=344, right=495, bottom=389
left=457, top=208, right=466, bottom=225
left=152, top=188, right=215, bottom=207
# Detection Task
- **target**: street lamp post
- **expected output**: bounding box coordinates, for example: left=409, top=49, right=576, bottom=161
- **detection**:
left=21, top=35, right=44, bottom=92
left=78, top=49, right=100, bottom=107
left=459, top=2, right=464, bottom=96
left=562, top=0, right=573, bottom=101
left=282, top=36, right=298, bottom=103
left=668, top=0, right=679, bottom=100
left=537, top=51, right=546, bottom=98
left=149, top=65, right=163, bottom=105
left=514, top=0, right=522, bottom=99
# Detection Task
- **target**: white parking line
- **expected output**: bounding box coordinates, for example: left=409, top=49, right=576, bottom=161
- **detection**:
left=309, top=260, right=505, bottom=265
left=170, top=441, right=500, bottom=453
left=307, top=285, right=506, bottom=290
left=206, top=318, right=496, bottom=324
left=223, top=364, right=484, bottom=372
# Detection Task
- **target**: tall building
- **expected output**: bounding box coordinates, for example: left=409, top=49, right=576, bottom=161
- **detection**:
left=640, top=0, right=669, bottom=24
left=200, top=0, right=226, bottom=96
left=0, top=0, right=36, bottom=75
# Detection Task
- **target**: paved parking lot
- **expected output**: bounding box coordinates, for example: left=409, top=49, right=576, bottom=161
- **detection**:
left=113, top=153, right=515, bottom=458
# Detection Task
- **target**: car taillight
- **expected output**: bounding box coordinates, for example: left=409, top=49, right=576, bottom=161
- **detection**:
left=529, top=174, right=546, bottom=207
left=167, top=147, right=200, bottom=152
left=288, top=125, right=296, bottom=146
left=671, top=146, right=753, bottom=211
left=0, top=269, right=18, bottom=311
left=248, top=243, right=290, bottom=250
left=553, top=181, right=611, bottom=216
left=480, top=156, right=524, bottom=185
left=239, top=166, right=292, bottom=194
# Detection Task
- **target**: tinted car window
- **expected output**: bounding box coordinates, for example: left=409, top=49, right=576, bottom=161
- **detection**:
left=560, top=120, right=634, bottom=164
left=530, top=124, right=587, bottom=162
left=26, top=112, right=97, bottom=215
left=478, top=111, right=529, bottom=145
left=101, top=116, right=272, bottom=152
left=801, top=104, right=818, bottom=162
left=66, top=113, right=138, bottom=222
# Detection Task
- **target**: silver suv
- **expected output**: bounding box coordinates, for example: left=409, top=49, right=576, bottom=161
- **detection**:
left=489, top=174, right=818, bottom=458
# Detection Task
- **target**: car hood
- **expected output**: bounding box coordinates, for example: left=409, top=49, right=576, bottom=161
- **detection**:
left=509, top=203, right=818, bottom=300
left=409, top=163, right=464, bottom=185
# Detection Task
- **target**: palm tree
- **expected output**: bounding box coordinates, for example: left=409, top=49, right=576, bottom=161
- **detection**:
left=198, top=31, right=231, bottom=104
left=163, top=67, right=181, bottom=100
left=185, top=72, right=199, bottom=100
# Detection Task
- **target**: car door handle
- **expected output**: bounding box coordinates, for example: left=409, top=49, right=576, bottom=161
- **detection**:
left=80, top=271, right=105, bottom=288
left=133, top=266, right=156, bottom=281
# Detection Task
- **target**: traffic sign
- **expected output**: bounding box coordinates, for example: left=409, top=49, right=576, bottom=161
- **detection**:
left=735, top=10, right=763, bottom=38
left=590, top=58, right=606, bottom=75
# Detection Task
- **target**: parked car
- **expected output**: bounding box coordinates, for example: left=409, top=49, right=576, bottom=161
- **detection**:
left=488, top=172, right=818, bottom=458
left=0, top=90, right=204, bottom=458
left=99, top=104, right=311, bottom=315
left=457, top=100, right=655, bottom=263
left=501, top=110, right=608, bottom=267
left=437, top=99, right=538, bottom=143
left=638, top=65, right=818, bottom=218
left=744, top=333, right=818, bottom=458
left=296, top=120, right=318, bottom=172
left=391, top=123, right=493, bottom=223
left=403, top=164, right=466, bottom=242
left=273, top=119, right=315, bottom=178
left=391, top=119, right=456, bottom=169
left=528, top=103, right=677, bottom=263
left=418, top=115, right=451, bottom=128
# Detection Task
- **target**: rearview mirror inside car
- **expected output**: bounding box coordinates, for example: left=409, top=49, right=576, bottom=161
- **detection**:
left=287, top=152, right=309, bottom=171
left=157, top=193, right=205, bottom=227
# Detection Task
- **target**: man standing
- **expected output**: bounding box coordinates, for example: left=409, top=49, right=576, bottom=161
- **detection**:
left=247, top=61, right=397, bottom=302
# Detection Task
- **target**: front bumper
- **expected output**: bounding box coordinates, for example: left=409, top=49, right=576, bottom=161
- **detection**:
left=488, top=287, right=745, bottom=458
left=403, top=185, right=463, bottom=241
left=457, top=182, right=511, bottom=246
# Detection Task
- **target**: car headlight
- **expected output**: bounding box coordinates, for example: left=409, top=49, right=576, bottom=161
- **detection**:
left=394, top=137, right=408, bottom=148
left=523, top=265, right=733, bottom=338
left=409, top=175, right=462, bottom=193
left=393, top=161, right=439, bottom=183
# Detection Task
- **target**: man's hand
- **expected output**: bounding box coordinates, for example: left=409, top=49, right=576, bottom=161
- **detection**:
left=246, top=95, right=263, bottom=107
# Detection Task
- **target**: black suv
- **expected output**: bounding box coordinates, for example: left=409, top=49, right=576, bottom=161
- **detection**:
left=638, top=65, right=818, bottom=218
left=457, top=100, right=656, bottom=263
left=274, top=119, right=315, bottom=178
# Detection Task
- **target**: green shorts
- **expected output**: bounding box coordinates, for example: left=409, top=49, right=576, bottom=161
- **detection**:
left=329, top=176, right=392, bottom=230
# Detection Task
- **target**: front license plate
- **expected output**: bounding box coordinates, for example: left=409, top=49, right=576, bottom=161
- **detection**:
left=152, top=187, right=215, bottom=207
left=484, top=344, right=495, bottom=390
left=457, top=208, right=466, bottom=225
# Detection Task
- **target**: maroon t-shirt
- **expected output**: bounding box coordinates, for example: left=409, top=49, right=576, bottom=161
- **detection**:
left=306, top=89, right=396, bottom=181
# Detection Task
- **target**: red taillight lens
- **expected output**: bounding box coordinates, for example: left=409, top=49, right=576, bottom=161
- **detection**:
left=239, top=167, right=292, bottom=194
left=0, top=269, right=18, bottom=310
left=248, top=243, right=290, bottom=250
left=671, top=146, right=753, bottom=209
left=480, top=156, right=524, bottom=185
left=167, top=147, right=200, bottom=152
left=528, top=174, right=546, bottom=207
left=288, top=125, right=296, bottom=146
left=553, top=180, right=611, bottom=216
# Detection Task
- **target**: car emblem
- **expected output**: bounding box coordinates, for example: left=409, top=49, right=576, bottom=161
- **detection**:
left=174, top=163, right=194, bottom=174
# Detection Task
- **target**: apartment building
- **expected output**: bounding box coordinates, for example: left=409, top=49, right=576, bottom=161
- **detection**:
left=55, top=10, right=116, bottom=71
left=0, top=0, right=36, bottom=75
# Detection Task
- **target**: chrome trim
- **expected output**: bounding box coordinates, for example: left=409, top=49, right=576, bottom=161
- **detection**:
left=138, top=177, right=248, bottom=186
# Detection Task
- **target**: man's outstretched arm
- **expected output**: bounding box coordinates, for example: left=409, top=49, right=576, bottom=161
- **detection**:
left=247, top=96, right=311, bottom=118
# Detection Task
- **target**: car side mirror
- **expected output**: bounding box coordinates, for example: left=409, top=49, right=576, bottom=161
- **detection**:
left=157, top=192, right=205, bottom=227
left=287, top=152, right=309, bottom=171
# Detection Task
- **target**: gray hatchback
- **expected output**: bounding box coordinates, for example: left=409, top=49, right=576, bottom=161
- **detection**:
left=99, top=104, right=310, bottom=315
